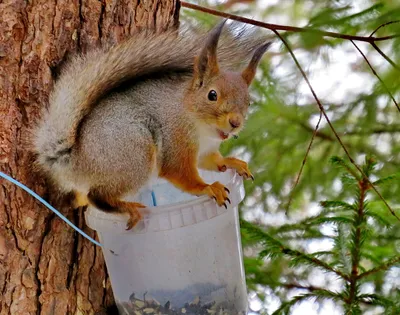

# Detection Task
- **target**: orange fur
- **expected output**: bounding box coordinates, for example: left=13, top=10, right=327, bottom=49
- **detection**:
left=73, top=191, right=89, bottom=208
left=87, top=188, right=147, bottom=230
left=160, top=137, right=230, bottom=207
left=200, top=152, right=254, bottom=180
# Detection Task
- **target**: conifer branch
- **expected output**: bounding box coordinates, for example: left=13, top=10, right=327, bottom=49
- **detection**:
left=347, top=177, right=368, bottom=306
left=358, top=293, right=398, bottom=308
left=180, top=1, right=400, bottom=43
left=241, top=220, right=350, bottom=281
left=272, top=29, right=400, bottom=222
left=272, top=290, right=345, bottom=315
left=280, top=247, right=350, bottom=281
left=279, top=282, right=326, bottom=292
left=357, top=256, right=400, bottom=279
left=351, top=40, right=400, bottom=113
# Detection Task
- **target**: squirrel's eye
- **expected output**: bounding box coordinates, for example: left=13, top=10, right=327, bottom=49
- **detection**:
left=208, top=90, right=218, bottom=101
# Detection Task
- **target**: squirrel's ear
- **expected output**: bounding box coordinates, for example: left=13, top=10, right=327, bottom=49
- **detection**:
left=193, top=20, right=227, bottom=88
left=241, top=41, right=272, bottom=86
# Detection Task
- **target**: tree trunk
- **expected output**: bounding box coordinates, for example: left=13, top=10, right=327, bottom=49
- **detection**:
left=0, top=1, right=179, bottom=314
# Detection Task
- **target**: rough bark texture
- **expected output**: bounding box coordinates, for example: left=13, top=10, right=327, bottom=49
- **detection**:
left=0, top=1, right=179, bottom=314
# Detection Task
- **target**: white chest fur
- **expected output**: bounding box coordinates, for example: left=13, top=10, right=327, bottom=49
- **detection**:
left=196, top=123, right=222, bottom=158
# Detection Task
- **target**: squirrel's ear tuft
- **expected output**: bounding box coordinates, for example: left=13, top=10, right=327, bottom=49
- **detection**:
left=192, top=20, right=227, bottom=88
left=241, top=41, right=272, bottom=86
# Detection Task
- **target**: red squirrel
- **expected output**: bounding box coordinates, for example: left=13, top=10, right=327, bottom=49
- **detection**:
left=33, top=20, right=271, bottom=229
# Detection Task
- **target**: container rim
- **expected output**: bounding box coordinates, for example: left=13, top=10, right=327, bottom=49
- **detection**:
left=85, top=170, right=244, bottom=232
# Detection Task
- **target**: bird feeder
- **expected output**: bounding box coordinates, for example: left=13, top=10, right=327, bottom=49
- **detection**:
left=85, top=169, right=248, bottom=315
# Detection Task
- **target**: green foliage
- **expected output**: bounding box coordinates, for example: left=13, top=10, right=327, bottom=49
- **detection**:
left=182, top=0, right=400, bottom=313
left=241, top=158, right=400, bottom=314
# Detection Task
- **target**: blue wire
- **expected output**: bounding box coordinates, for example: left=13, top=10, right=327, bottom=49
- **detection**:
left=0, top=171, right=103, bottom=247
left=151, top=190, right=157, bottom=206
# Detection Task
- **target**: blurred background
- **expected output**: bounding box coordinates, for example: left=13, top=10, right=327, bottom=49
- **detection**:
left=182, top=1, right=400, bottom=314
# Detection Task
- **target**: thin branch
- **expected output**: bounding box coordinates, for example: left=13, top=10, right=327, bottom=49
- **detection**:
left=344, top=127, right=400, bottom=135
left=300, top=121, right=400, bottom=137
left=285, top=113, right=322, bottom=214
left=369, top=20, right=400, bottom=37
left=351, top=41, right=400, bottom=113
left=280, top=282, right=326, bottom=292
left=371, top=42, right=400, bottom=71
left=297, top=120, right=335, bottom=141
left=180, top=1, right=400, bottom=43
left=358, top=256, right=400, bottom=279
left=272, top=30, right=400, bottom=222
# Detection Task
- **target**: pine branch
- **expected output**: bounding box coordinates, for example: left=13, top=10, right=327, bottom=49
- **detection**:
left=358, top=256, right=400, bottom=279
left=180, top=1, right=400, bottom=43
left=261, top=239, right=350, bottom=281
left=320, top=200, right=356, bottom=212
left=273, top=212, right=353, bottom=234
left=335, top=224, right=352, bottom=273
left=241, top=219, right=350, bottom=281
left=279, top=282, right=326, bottom=292
left=330, top=156, right=360, bottom=180
left=347, top=178, right=368, bottom=307
left=272, top=29, right=400, bottom=222
left=373, top=173, right=399, bottom=186
left=358, top=293, right=397, bottom=307
left=351, top=40, right=400, bottom=113
left=272, top=290, right=345, bottom=315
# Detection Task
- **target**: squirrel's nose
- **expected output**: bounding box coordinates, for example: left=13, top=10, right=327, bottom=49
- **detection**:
left=229, top=118, right=241, bottom=129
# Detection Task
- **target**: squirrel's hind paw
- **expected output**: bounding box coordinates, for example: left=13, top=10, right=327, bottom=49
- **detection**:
left=125, top=203, right=147, bottom=230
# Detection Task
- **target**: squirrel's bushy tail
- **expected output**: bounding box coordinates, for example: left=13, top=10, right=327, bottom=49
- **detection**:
left=33, top=22, right=268, bottom=173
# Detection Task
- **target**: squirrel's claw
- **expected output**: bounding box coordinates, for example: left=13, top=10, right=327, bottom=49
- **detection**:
left=125, top=202, right=146, bottom=230
left=203, top=181, right=230, bottom=208
left=224, top=158, right=254, bottom=181
left=218, top=164, right=227, bottom=172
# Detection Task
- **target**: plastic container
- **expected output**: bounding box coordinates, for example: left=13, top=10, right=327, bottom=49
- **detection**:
left=85, top=169, right=248, bottom=315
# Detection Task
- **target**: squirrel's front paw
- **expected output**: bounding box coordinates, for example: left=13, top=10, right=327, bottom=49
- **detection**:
left=224, top=157, right=254, bottom=181
left=203, top=181, right=231, bottom=209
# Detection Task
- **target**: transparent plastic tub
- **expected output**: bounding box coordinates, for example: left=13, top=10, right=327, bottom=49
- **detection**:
left=85, top=169, right=248, bottom=315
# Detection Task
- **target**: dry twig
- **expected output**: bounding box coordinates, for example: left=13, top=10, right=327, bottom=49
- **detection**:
left=273, top=30, right=400, bottom=222
left=351, top=41, right=400, bottom=112
left=181, top=1, right=399, bottom=43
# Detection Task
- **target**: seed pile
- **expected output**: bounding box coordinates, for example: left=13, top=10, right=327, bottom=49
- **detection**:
left=117, top=295, right=245, bottom=315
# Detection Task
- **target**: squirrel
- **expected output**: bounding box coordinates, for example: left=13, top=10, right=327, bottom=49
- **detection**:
left=33, top=20, right=271, bottom=230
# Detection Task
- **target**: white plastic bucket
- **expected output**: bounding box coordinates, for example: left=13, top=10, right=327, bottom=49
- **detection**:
left=85, top=169, right=248, bottom=315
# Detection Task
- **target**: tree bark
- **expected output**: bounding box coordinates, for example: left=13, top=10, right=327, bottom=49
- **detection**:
left=0, top=1, right=179, bottom=314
